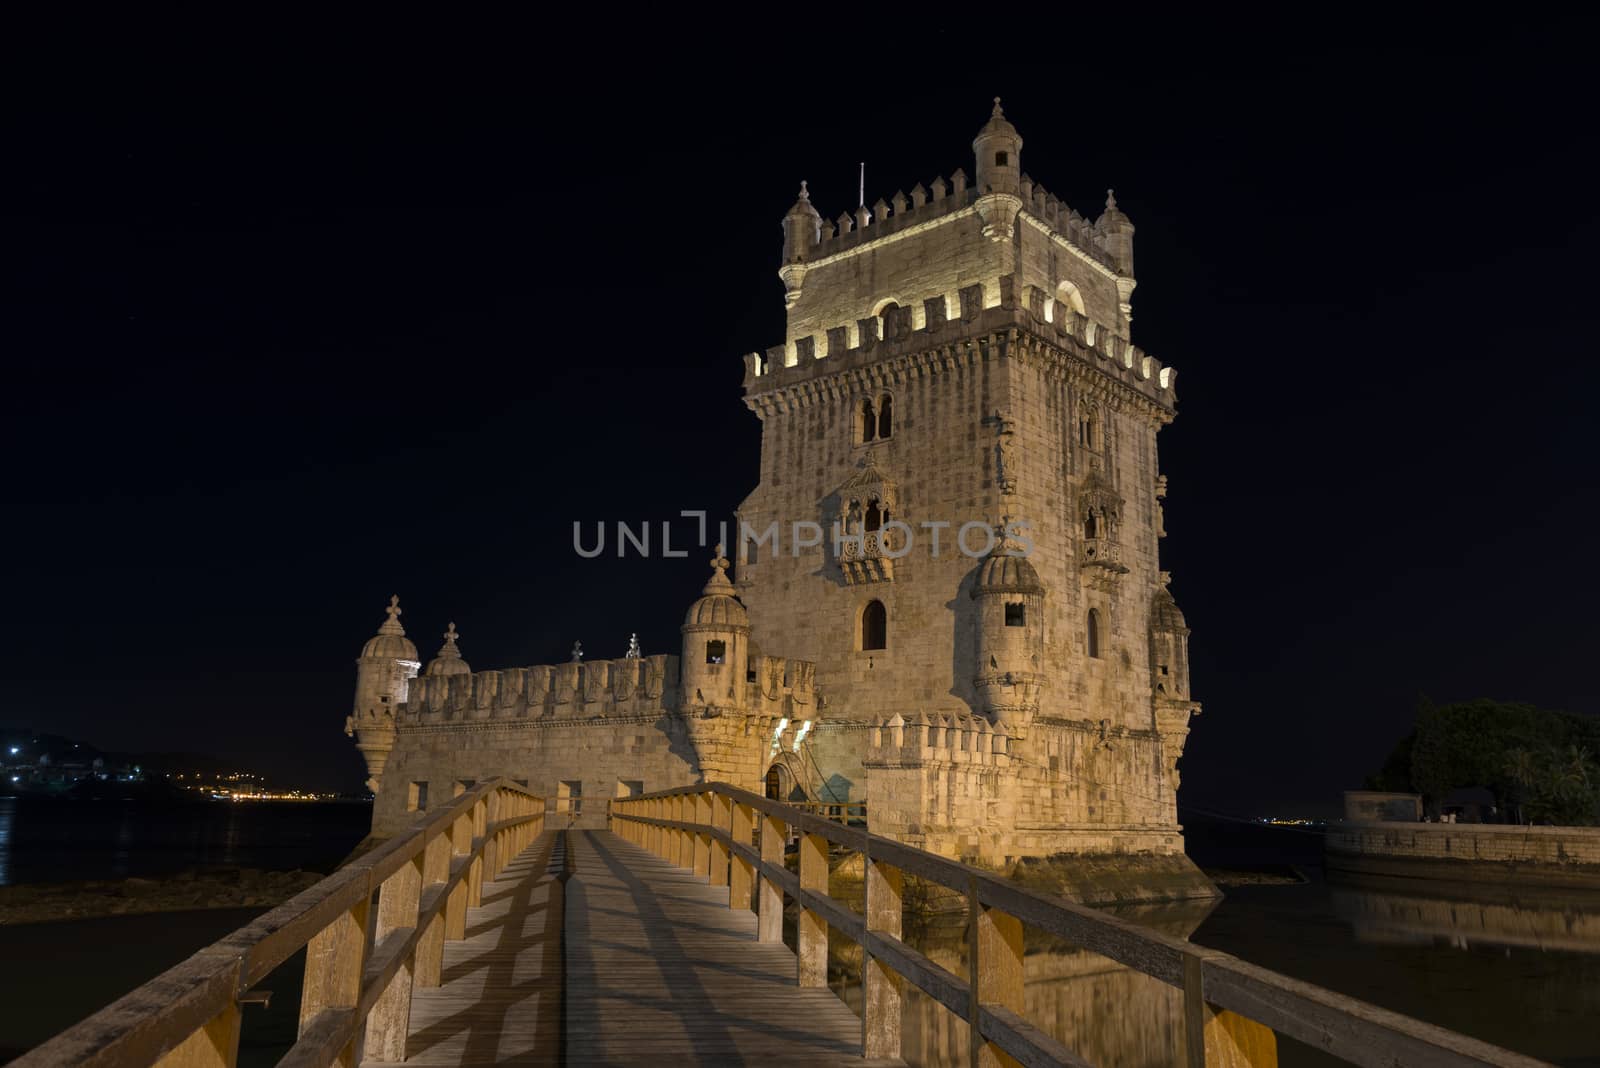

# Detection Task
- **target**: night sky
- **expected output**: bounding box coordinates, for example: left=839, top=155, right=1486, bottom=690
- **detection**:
left=3, top=18, right=1595, bottom=813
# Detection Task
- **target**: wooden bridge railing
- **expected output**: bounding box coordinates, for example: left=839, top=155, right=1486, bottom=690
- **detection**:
left=15, top=778, right=546, bottom=1068
left=610, top=783, right=1551, bottom=1068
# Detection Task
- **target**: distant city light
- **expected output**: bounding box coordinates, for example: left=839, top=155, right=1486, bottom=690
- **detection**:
left=7, top=746, right=17, bottom=755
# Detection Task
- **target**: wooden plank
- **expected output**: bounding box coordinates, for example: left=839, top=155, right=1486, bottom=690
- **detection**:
left=380, top=832, right=563, bottom=1067
left=562, top=829, right=904, bottom=1066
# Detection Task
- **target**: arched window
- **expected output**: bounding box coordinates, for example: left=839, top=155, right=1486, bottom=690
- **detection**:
left=861, top=600, right=887, bottom=651
left=877, top=394, right=893, bottom=438
left=705, top=640, right=726, bottom=665
left=860, top=398, right=877, bottom=443
left=1078, top=405, right=1098, bottom=450
left=1086, top=609, right=1101, bottom=659
left=864, top=501, right=882, bottom=532
left=1084, top=511, right=1099, bottom=540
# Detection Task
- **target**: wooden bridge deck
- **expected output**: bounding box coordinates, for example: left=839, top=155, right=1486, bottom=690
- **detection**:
left=370, top=829, right=898, bottom=1067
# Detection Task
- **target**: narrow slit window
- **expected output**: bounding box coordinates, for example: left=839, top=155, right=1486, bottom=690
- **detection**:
left=1087, top=609, right=1102, bottom=659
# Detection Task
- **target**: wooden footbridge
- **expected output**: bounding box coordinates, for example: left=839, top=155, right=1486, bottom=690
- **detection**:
left=16, top=780, right=1550, bottom=1068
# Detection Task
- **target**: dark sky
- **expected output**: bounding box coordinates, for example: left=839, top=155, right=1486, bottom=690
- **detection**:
left=2, top=17, right=1595, bottom=811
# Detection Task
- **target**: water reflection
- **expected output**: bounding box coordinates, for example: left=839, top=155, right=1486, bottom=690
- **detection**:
left=833, top=898, right=1276, bottom=1067
left=1330, top=871, right=1600, bottom=954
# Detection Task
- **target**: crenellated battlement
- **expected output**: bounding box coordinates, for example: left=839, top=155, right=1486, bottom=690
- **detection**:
left=399, top=654, right=680, bottom=725
left=393, top=650, right=821, bottom=729
left=793, top=169, right=1118, bottom=275
left=743, top=286, right=1177, bottom=416
left=864, top=711, right=1012, bottom=768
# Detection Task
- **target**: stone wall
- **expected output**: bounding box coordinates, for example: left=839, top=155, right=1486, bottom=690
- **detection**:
left=1327, top=821, right=1600, bottom=884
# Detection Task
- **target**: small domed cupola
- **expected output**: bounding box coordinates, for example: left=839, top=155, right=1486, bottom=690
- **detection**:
left=681, top=546, right=751, bottom=708
left=972, top=97, right=1022, bottom=196
left=361, top=595, right=419, bottom=662
left=684, top=546, right=751, bottom=629
left=424, top=622, right=471, bottom=677
left=972, top=547, right=1044, bottom=598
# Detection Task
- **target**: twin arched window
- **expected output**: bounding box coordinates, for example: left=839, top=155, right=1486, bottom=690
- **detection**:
left=858, top=394, right=894, bottom=443
left=1078, top=404, right=1099, bottom=450
left=861, top=600, right=887, bottom=651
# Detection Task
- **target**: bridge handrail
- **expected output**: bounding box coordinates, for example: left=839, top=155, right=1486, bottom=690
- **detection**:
left=610, top=783, right=1551, bottom=1068
left=14, top=778, right=547, bottom=1068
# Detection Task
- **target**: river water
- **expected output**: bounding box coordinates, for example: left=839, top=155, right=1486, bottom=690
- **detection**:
left=1, top=803, right=1596, bottom=1065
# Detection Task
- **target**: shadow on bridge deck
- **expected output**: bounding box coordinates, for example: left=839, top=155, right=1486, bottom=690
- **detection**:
left=370, top=829, right=899, bottom=1067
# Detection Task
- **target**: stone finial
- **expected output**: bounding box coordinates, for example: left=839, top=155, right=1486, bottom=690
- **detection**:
left=422, top=620, right=471, bottom=677
left=438, top=622, right=462, bottom=655
left=910, top=183, right=927, bottom=208
left=891, top=190, right=907, bottom=216
left=701, top=543, right=736, bottom=596
left=626, top=633, right=642, bottom=659
left=992, top=95, right=1003, bottom=117
left=571, top=640, right=584, bottom=662
left=1106, top=187, right=1118, bottom=210
left=380, top=594, right=405, bottom=635
left=837, top=211, right=853, bottom=235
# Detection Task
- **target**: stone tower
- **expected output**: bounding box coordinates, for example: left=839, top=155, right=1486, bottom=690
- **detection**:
left=345, top=596, right=421, bottom=793
left=736, top=100, right=1207, bottom=881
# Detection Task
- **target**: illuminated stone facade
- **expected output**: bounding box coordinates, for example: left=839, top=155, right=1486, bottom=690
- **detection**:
left=351, top=101, right=1209, bottom=895
left=737, top=100, right=1203, bottom=870
left=353, top=554, right=823, bottom=836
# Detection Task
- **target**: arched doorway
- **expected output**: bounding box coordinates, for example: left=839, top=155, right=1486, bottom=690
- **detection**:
left=764, top=764, right=784, bottom=800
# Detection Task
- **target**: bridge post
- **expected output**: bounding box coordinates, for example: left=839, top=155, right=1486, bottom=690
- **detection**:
left=364, top=854, right=423, bottom=1061
left=669, top=795, right=682, bottom=866
left=693, top=792, right=712, bottom=878
left=757, top=812, right=784, bottom=943
left=414, top=829, right=451, bottom=988
left=445, top=810, right=472, bottom=941
left=797, top=832, right=828, bottom=987
left=710, top=793, right=732, bottom=892
left=968, top=880, right=1024, bottom=1068
left=862, top=849, right=903, bottom=1060
left=298, top=881, right=371, bottom=1068
left=729, top=802, right=754, bottom=911
left=467, top=797, right=487, bottom=907
left=484, top=790, right=502, bottom=879
left=154, top=959, right=242, bottom=1068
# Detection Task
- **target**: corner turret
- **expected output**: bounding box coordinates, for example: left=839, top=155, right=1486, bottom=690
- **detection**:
left=970, top=525, right=1045, bottom=731
left=779, top=182, right=822, bottom=311
left=1097, top=188, right=1138, bottom=327
left=346, top=595, right=421, bottom=793
left=680, top=545, right=750, bottom=708
left=972, top=97, right=1023, bottom=196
